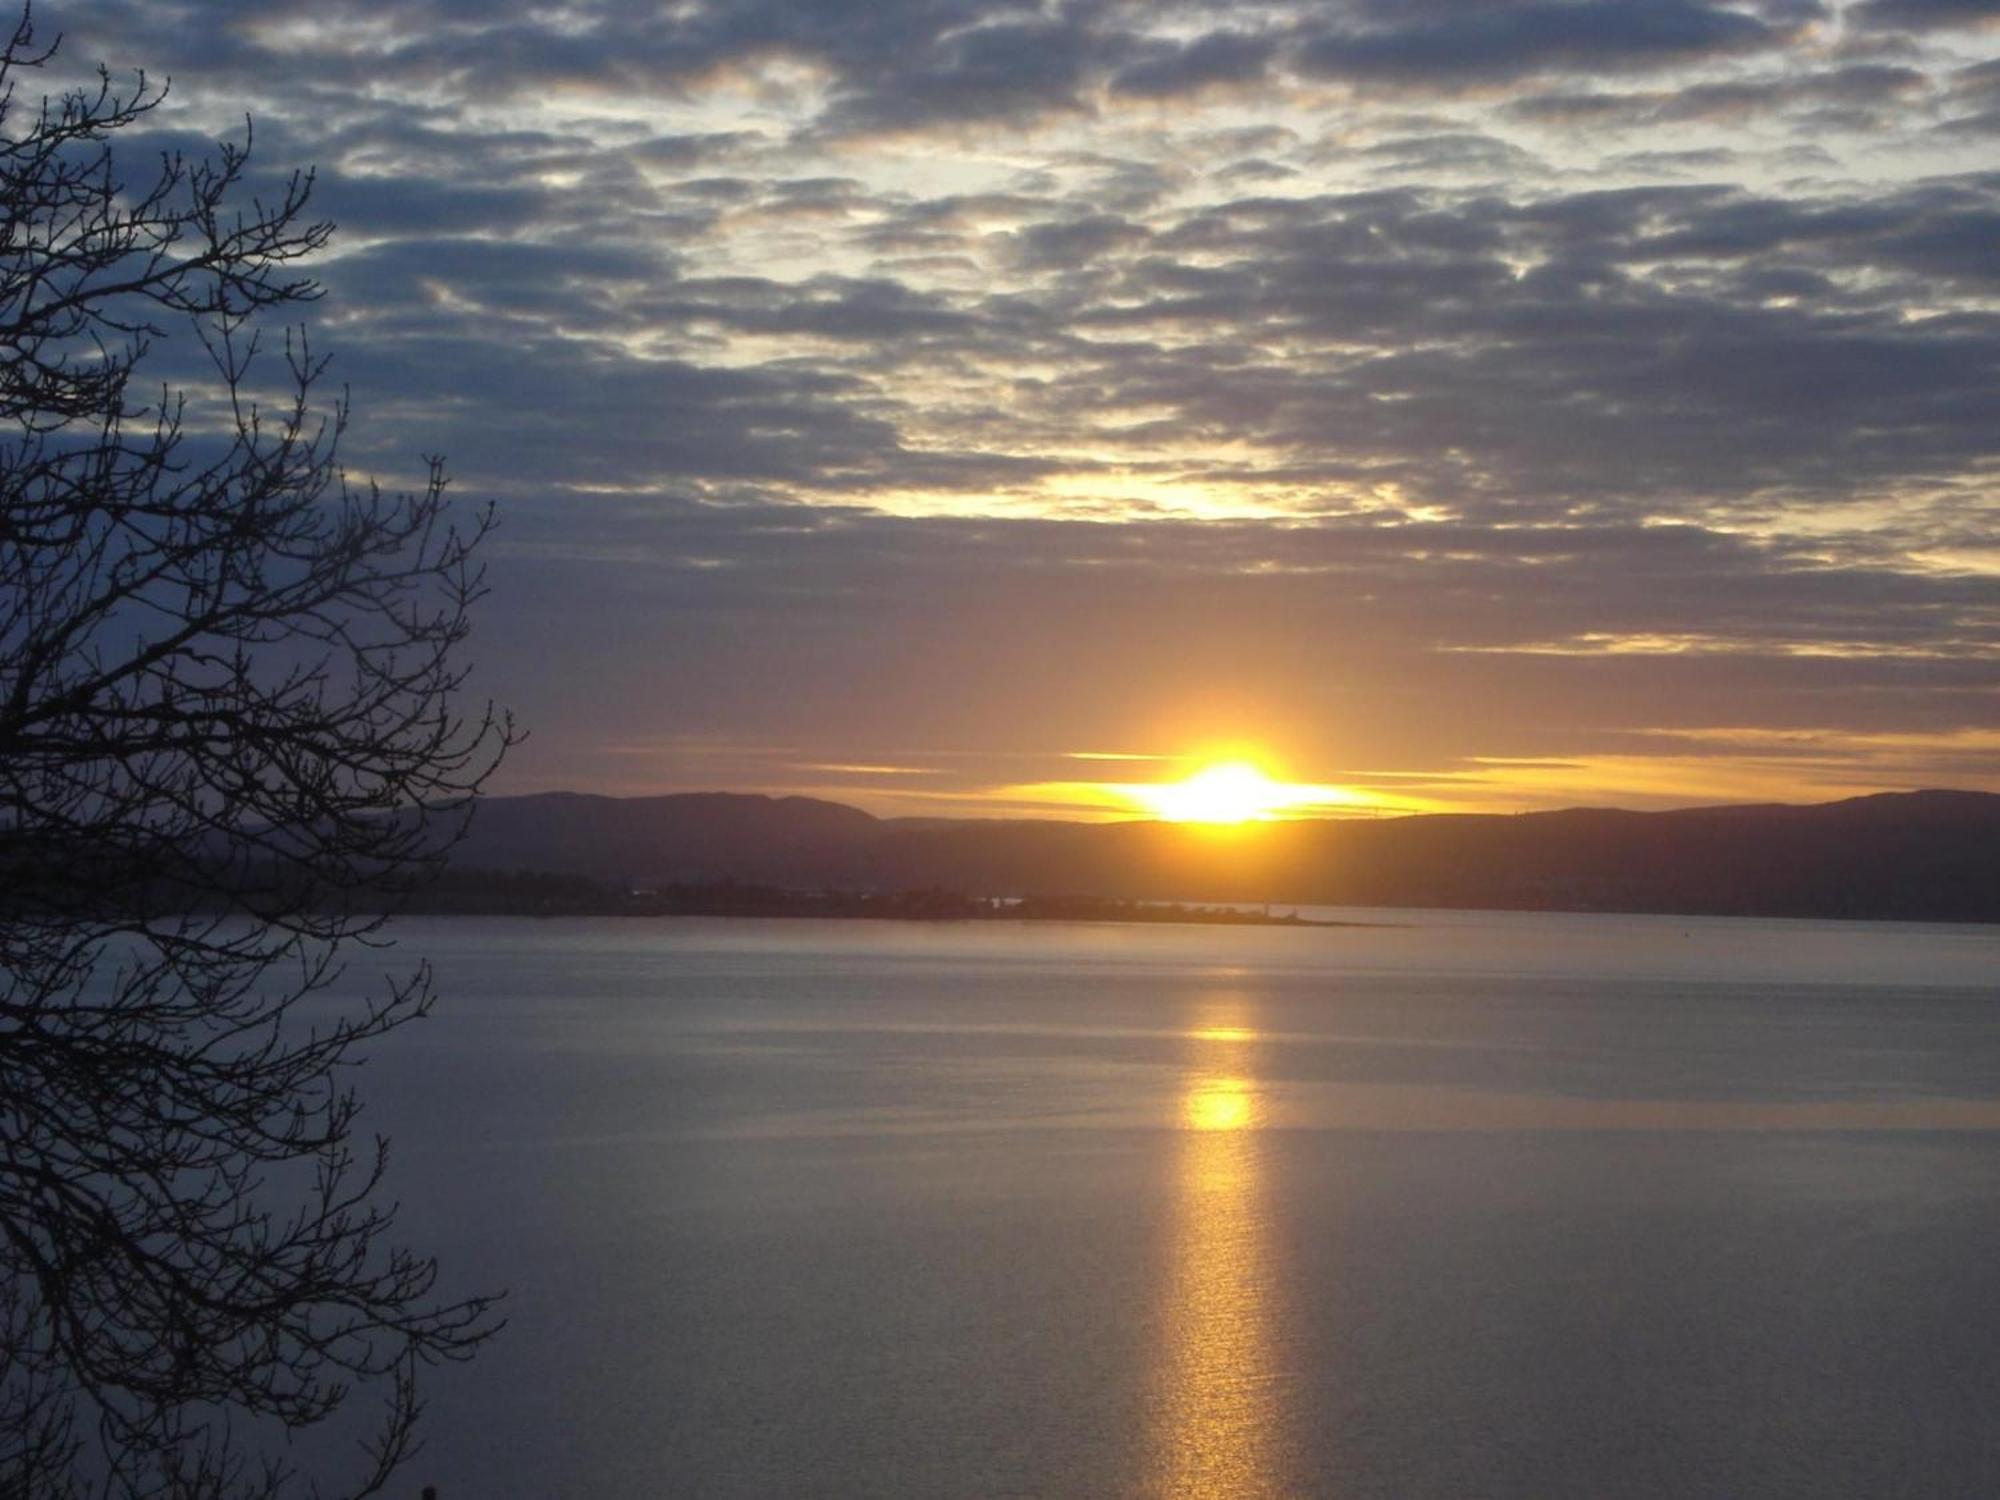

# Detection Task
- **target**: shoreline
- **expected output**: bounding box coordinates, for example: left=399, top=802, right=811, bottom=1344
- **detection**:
left=393, top=885, right=1368, bottom=928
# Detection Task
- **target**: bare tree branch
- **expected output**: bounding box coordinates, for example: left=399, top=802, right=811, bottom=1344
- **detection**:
left=0, top=11, right=515, bottom=1496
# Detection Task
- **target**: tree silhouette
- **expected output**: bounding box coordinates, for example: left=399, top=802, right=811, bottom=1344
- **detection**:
left=0, top=11, right=512, bottom=1496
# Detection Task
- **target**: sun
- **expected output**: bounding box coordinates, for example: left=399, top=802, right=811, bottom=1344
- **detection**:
left=1091, top=754, right=1391, bottom=823
left=1137, top=761, right=1300, bottom=824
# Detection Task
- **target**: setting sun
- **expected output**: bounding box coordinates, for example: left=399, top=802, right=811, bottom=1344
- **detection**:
left=1133, top=762, right=1306, bottom=824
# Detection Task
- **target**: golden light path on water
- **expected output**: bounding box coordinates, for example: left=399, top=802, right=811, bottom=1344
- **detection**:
left=1148, top=1008, right=1288, bottom=1498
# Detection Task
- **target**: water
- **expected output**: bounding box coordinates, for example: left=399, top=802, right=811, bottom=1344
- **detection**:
left=336, top=911, right=2000, bottom=1497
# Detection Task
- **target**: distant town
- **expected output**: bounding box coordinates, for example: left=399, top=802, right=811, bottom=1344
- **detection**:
left=392, top=870, right=1351, bottom=926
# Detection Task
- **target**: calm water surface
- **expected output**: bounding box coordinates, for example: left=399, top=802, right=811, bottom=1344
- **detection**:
left=346, top=911, right=2000, bottom=1497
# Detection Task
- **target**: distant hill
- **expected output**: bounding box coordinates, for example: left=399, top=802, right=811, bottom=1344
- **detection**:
left=448, top=788, right=2000, bottom=923
left=449, top=790, right=877, bottom=884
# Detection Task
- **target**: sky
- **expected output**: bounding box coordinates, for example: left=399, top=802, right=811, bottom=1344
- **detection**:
left=41, top=0, right=2000, bottom=818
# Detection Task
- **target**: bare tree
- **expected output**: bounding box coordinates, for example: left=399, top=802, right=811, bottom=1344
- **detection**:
left=0, top=10, right=512, bottom=1496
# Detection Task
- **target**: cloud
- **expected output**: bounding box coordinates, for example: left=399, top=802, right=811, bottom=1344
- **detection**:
left=1851, top=0, right=2000, bottom=32
left=1294, top=0, right=1788, bottom=88
left=468, top=497, right=1997, bottom=802
left=1507, top=64, right=1931, bottom=130
left=818, top=14, right=1114, bottom=135
left=28, top=0, right=2000, bottom=807
left=1109, top=30, right=1281, bottom=99
left=1360, top=131, right=1548, bottom=174
left=1006, top=213, right=1153, bottom=269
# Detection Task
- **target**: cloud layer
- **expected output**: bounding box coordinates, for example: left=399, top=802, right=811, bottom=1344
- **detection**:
left=37, top=0, right=2000, bottom=811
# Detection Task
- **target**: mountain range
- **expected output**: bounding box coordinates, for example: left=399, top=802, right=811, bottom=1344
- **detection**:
left=443, top=788, right=2000, bottom=924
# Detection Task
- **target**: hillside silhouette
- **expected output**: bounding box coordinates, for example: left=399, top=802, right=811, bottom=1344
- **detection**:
left=444, top=789, right=2000, bottom=923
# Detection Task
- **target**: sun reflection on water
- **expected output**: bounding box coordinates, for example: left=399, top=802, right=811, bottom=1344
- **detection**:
left=1148, top=1013, right=1287, bottom=1497
left=1186, top=1076, right=1256, bottom=1133
left=1191, top=1026, right=1257, bottom=1045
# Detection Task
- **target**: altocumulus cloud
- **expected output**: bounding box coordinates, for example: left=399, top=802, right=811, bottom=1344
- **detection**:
left=35, top=0, right=2000, bottom=809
